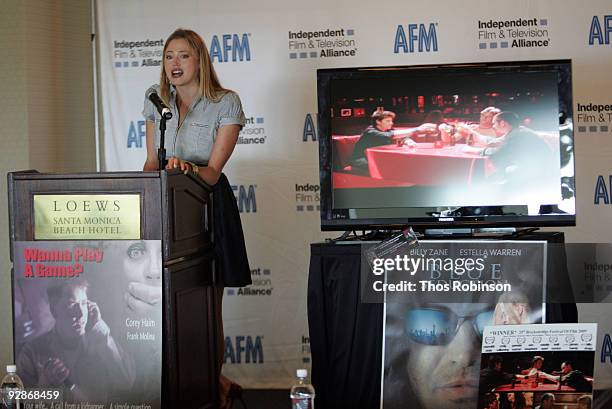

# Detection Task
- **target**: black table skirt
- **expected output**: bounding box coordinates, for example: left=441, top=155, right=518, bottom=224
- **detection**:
left=307, top=233, right=577, bottom=409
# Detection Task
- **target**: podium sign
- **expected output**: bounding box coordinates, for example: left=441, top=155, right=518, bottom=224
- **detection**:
left=33, top=194, right=141, bottom=240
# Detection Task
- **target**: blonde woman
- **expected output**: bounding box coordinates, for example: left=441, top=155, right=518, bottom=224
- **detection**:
left=143, top=28, right=251, bottom=409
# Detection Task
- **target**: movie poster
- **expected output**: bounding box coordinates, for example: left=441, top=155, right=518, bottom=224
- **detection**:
left=478, top=323, right=597, bottom=409
left=380, top=240, right=546, bottom=409
left=12, top=240, right=162, bottom=409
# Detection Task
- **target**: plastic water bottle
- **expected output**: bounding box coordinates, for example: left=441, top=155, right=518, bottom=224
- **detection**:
left=1, top=365, right=24, bottom=409
left=290, top=369, right=315, bottom=409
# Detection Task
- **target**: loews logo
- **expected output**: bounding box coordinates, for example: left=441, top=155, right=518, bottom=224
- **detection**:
left=238, top=116, right=266, bottom=145
left=303, top=113, right=318, bottom=142
left=594, top=175, right=612, bottom=205
left=126, top=120, right=146, bottom=148
left=224, top=335, right=264, bottom=364
left=210, top=33, right=251, bottom=63
left=394, top=23, right=438, bottom=53
left=232, top=184, right=257, bottom=213
left=227, top=268, right=273, bottom=296
left=589, top=16, right=612, bottom=45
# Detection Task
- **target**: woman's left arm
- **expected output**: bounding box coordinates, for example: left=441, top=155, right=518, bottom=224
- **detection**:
left=166, top=92, right=244, bottom=183
left=165, top=125, right=239, bottom=184
left=196, top=124, right=240, bottom=185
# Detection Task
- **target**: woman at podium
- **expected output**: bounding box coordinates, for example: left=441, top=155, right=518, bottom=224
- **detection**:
left=142, top=27, right=251, bottom=409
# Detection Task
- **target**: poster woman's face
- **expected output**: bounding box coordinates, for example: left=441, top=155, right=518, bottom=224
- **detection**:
left=123, top=241, right=162, bottom=285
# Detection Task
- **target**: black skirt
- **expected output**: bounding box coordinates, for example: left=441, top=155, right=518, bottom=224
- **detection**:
left=212, top=173, right=252, bottom=287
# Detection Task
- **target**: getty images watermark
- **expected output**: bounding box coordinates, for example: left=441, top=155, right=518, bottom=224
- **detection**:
left=361, top=241, right=546, bottom=303
left=371, top=253, right=512, bottom=293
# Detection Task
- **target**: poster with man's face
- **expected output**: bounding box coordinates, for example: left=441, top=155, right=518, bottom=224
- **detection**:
left=12, top=240, right=162, bottom=408
left=380, top=241, right=546, bottom=409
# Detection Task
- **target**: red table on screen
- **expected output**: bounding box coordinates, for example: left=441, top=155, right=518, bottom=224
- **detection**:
left=332, top=135, right=361, bottom=169
left=332, top=127, right=416, bottom=169
left=493, top=383, right=576, bottom=392
left=365, top=143, right=491, bottom=185
left=332, top=172, right=415, bottom=189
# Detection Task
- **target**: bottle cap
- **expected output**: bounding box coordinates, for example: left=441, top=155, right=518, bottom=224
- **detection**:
left=296, top=369, right=308, bottom=378
left=6, top=365, right=16, bottom=373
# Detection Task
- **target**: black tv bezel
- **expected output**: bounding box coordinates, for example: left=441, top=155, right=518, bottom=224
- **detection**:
left=317, top=59, right=575, bottom=232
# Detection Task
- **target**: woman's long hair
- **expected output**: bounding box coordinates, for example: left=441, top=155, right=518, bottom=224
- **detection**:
left=159, top=28, right=229, bottom=104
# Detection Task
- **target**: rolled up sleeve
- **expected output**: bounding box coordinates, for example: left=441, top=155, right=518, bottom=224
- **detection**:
left=218, top=92, right=246, bottom=128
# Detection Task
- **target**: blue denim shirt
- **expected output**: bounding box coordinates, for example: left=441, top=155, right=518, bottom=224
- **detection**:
left=143, top=85, right=246, bottom=165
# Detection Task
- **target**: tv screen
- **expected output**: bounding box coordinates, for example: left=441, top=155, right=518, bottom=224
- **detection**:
left=317, top=60, right=575, bottom=231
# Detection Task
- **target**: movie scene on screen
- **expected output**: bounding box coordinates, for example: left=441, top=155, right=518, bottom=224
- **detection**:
left=317, top=60, right=575, bottom=231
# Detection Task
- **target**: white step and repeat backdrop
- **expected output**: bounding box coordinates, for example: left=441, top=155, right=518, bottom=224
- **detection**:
left=96, top=0, right=612, bottom=388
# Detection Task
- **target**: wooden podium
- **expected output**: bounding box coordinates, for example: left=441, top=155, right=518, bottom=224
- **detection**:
left=8, top=169, right=219, bottom=409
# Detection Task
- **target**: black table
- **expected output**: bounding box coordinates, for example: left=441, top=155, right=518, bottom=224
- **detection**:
left=307, top=232, right=577, bottom=409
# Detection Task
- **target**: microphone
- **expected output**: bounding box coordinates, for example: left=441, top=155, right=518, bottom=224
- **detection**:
left=146, top=88, right=172, bottom=120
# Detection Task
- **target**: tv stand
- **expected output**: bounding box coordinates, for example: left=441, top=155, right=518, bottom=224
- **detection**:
left=327, top=230, right=395, bottom=242
left=422, top=226, right=541, bottom=239
left=327, top=227, right=420, bottom=243
left=327, top=226, right=542, bottom=242
left=423, top=227, right=476, bottom=237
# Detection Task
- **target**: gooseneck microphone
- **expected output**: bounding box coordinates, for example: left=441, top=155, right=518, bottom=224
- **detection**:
left=145, top=87, right=170, bottom=170
left=146, top=87, right=172, bottom=120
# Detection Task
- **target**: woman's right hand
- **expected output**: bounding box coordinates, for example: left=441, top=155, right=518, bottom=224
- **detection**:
left=165, top=156, right=194, bottom=174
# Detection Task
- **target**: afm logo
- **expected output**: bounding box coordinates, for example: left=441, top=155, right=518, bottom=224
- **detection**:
left=210, top=33, right=251, bottom=62
left=126, top=120, right=146, bottom=148
left=594, top=175, right=612, bottom=205
left=589, top=16, right=612, bottom=45
left=602, top=334, right=612, bottom=363
left=232, top=184, right=257, bottom=213
left=394, top=23, right=438, bottom=53
left=303, top=113, right=317, bottom=142
left=224, top=335, right=264, bottom=364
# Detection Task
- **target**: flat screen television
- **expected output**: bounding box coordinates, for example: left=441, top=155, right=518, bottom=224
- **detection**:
left=317, top=60, right=575, bottom=231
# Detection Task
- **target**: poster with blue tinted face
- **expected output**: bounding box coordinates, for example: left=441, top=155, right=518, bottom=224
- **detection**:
left=12, top=241, right=162, bottom=408
left=380, top=240, right=546, bottom=409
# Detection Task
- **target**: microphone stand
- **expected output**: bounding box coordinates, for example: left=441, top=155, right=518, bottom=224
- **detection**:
left=157, top=117, right=167, bottom=171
